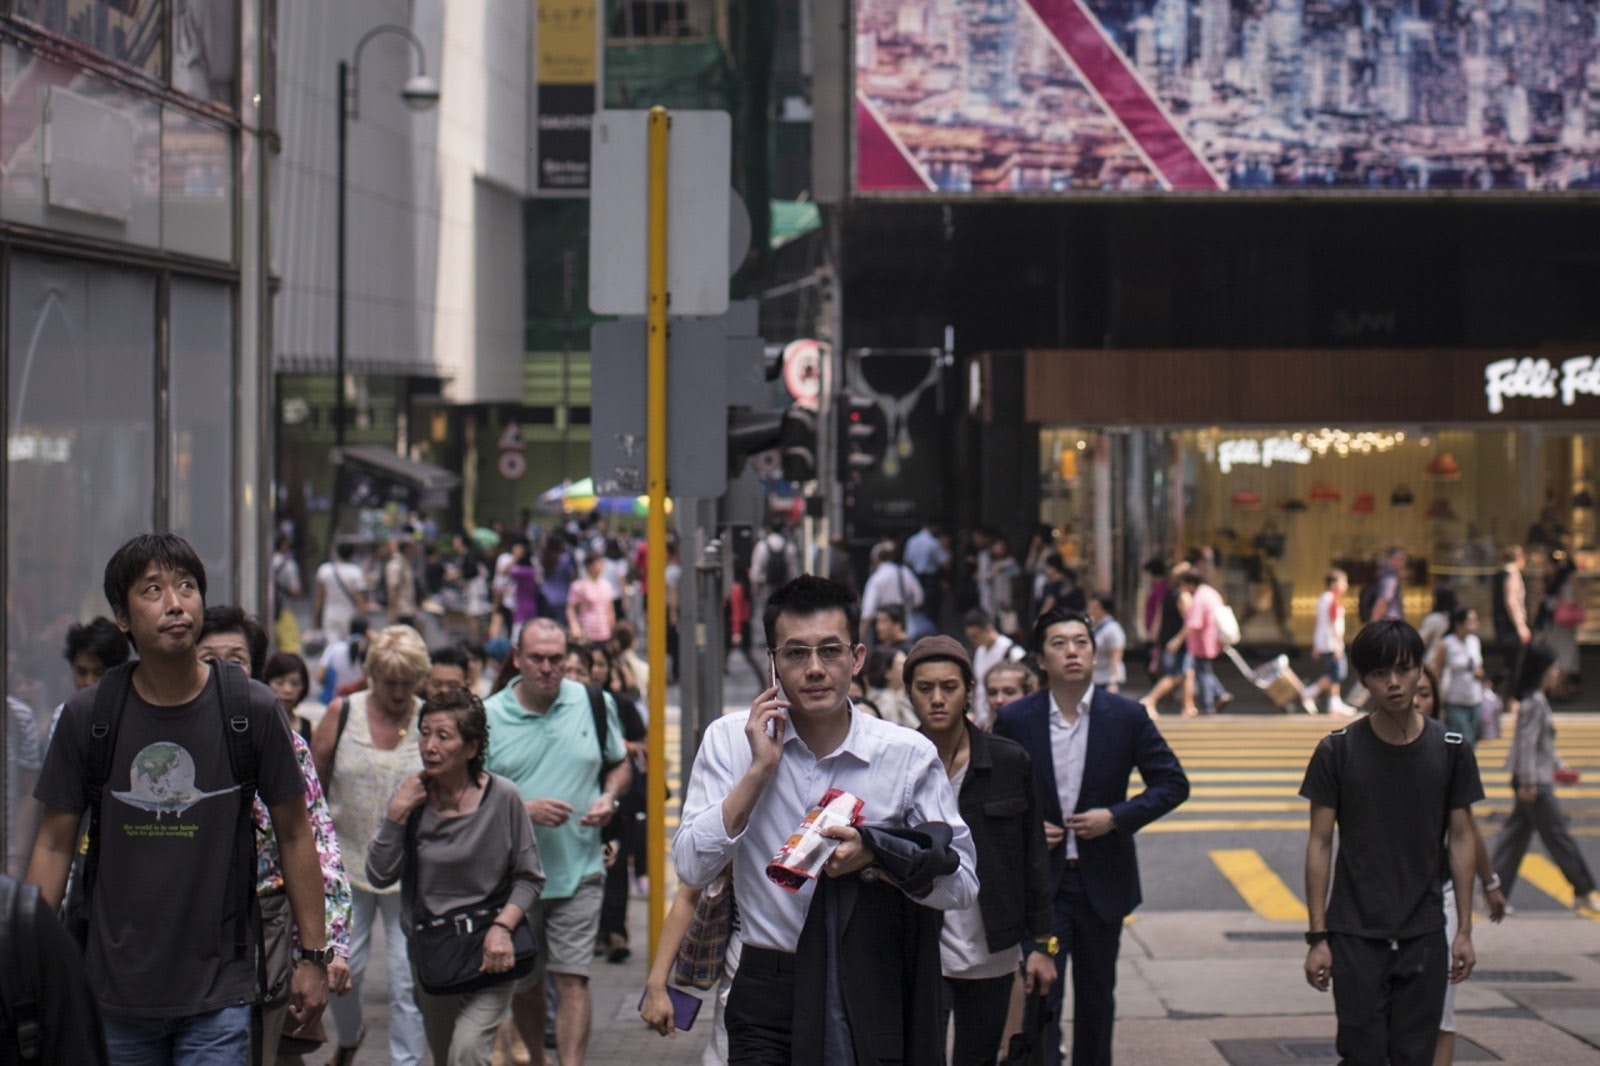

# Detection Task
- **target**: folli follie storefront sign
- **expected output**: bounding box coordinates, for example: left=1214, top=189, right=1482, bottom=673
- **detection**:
left=1022, top=348, right=1600, bottom=425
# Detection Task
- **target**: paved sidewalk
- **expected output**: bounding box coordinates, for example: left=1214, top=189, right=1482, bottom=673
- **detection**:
left=339, top=904, right=1600, bottom=1064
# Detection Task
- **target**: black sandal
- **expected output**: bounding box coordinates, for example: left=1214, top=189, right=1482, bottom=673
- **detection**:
left=328, top=1024, right=365, bottom=1066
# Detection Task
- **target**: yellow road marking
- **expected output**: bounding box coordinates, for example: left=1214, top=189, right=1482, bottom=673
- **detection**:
left=1514, top=853, right=1600, bottom=920
left=1209, top=849, right=1308, bottom=922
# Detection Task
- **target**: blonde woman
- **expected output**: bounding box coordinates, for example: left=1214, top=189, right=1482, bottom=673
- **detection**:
left=312, top=625, right=432, bottom=1066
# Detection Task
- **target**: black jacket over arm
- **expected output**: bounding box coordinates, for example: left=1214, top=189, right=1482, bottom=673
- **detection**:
left=791, top=826, right=955, bottom=1066
left=952, top=721, right=1054, bottom=953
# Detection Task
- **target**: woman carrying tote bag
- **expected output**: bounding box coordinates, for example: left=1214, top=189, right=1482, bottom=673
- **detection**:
left=368, top=688, right=544, bottom=1065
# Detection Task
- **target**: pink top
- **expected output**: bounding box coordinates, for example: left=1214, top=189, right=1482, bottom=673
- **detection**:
left=1185, top=583, right=1223, bottom=659
left=570, top=575, right=616, bottom=642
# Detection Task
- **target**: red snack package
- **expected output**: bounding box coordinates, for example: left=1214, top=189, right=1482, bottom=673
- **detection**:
left=765, top=788, right=865, bottom=892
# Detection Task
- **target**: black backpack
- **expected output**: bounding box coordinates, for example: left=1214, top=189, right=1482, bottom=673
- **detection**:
left=0, top=877, right=42, bottom=1061
left=73, top=661, right=259, bottom=960
left=762, top=535, right=791, bottom=588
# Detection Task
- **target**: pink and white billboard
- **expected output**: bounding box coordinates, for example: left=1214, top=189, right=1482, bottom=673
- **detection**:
left=854, top=0, right=1600, bottom=194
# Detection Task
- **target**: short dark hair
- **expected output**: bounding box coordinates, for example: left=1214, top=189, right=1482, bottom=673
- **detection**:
left=103, top=533, right=207, bottom=619
left=1032, top=608, right=1096, bottom=655
left=199, top=605, right=270, bottom=678
left=419, top=687, right=490, bottom=783
left=962, top=608, right=993, bottom=630
left=63, top=617, right=131, bottom=672
left=1448, top=605, right=1475, bottom=631
left=763, top=575, right=861, bottom=649
left=1349, top=619, right=1424, bottom=678
left=1143, top=557, right=1168, bottom=578
left=263, top=652, right=311, bottom=702
left=429, top=644, right=469, bottom=672
left=1092, top=593, right=1116, bottom=615
left=336, top=542, right=357, bottom=561
left=458, top=639, right=487, bottom=667
left=1513, top=643, right=1558, bottom=699
left=876, top=603, right=906, bottom=628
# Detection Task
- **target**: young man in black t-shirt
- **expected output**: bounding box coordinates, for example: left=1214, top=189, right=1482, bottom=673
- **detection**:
left=28, top=534, right=329, bottom=1062
left=1299, top=619, right=1484, bottom=1066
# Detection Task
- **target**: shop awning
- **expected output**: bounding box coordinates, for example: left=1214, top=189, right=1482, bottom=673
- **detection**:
left=333, top=446, right=461, bottom=494
left=770, top=200, right=821, bottom=250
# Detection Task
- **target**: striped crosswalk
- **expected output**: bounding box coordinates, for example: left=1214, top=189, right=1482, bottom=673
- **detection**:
left=1149, top=713, right=1600, bottom=921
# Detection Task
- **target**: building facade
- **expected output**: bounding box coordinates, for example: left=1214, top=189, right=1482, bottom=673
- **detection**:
left=2, top=0, right=275, bottom=872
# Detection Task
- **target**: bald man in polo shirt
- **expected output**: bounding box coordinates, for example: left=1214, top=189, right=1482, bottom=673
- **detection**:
left=485, top=619, right=630, bottom=1065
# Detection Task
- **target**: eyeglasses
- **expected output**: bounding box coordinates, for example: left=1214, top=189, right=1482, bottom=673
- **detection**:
left=773, top=643, right=856, bottom=667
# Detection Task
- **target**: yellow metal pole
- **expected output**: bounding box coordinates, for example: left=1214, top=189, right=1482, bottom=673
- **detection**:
left=645, top=105, right=670, bottom=963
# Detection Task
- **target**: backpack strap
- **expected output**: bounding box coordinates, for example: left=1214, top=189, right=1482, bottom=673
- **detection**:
left=214, top=662, right=259, bottom=960
left=0, top=877, right=43, bottom=1061
left=80, top=661, right=136, bottom=909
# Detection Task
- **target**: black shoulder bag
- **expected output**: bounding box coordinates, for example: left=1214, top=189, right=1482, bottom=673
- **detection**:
left=403, top=777, right=538, bottom=996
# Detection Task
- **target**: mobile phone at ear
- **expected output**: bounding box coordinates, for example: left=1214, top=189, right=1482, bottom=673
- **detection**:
left=637, top=986, right=702, bottom=1031
left=767, top=658, right=785, bottom=735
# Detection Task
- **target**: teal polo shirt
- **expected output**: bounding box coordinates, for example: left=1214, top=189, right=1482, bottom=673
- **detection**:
left=484, top=677, right=626, bottom=899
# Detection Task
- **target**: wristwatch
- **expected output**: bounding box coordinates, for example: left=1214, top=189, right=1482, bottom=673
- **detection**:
left=1304, top=931, right=1330, bottom=947
left=1042, top=935, right=1061, bottom=957
left=296, top=946, right=337, bottom=967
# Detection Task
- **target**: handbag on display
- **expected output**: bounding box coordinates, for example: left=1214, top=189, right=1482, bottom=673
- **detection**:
left=403, top=781, right=539, bottom=997
left=672, top=872, right=734, bottom=990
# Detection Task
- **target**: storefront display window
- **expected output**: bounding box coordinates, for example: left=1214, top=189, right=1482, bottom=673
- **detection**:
left=1174, top=427, right=1591, bottom=643
left=6, top=255, right=157, bottom=876
left=169, top=277, right=235, bottom=588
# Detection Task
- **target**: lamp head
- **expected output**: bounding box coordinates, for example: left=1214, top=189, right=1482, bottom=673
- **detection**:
left=401, top=74, right=441, bottom=110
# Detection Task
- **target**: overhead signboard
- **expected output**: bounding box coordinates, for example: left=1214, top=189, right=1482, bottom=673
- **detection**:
left=533, top=0, right=598, bottom=194
left=854, top=0, right=1600, bottom=195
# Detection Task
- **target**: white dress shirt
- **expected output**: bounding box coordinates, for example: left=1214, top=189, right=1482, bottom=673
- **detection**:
left=673, top=704, right=979, bottom=953
left=1049, top=687, right=1095, bottom=861
left=939, top=762, right=1022, bottom=980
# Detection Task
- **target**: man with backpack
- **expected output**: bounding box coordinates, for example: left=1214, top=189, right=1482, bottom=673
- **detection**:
left=750, top=521, right=799, bottom=630
left=27, top=533, right=330, bottom=1063
left=483, top=618, right=630, bottom=1065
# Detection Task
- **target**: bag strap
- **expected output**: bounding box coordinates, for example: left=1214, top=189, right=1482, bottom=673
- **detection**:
left=586, top=685, right=622, bottom=785
left=81, top=661, right=136, bottom=909
left=0, top=877, right=42, bottom=1061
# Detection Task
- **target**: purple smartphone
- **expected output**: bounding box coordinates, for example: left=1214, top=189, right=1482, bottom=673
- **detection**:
left=638, top=986, right=702, bottom=1032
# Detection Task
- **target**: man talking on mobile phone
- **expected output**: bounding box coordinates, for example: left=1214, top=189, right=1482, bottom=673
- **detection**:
left=673, top=576, right=978, bottom=1064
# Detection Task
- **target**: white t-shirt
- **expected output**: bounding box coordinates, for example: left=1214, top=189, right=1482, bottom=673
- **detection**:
left=1439, top=633, right=1484, bottom=706
left=938, top=762, right=1024, bottom=980
left=1092, top=617, right=1127, bottom=686
left=1312, top=590, right=1345, bottom=655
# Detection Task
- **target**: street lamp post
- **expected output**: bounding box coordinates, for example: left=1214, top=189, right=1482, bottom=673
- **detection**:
left=335, top=25, right=440, bottom=447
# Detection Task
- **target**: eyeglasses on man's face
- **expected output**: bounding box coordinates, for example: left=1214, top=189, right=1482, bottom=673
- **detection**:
left=772, top=642, right=856, bottom=667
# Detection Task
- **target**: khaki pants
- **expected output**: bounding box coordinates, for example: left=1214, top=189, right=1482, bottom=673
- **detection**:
left=415, top=975, right=516, bottom=1066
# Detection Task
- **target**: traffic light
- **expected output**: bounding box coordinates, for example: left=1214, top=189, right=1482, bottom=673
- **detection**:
left=837, top=391, right=880, bottom=482
left=779, top=405, right=818, bottom=483
left=726, top=407, right=784, bottom=480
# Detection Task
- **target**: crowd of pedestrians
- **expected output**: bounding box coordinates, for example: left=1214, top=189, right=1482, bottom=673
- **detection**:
left=5, top=509, right=1598, bottom=1066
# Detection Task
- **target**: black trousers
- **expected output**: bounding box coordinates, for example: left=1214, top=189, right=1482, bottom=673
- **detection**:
left=725, top=946, right=796, bottom=1065
left=942, top=973, right=1016, bottom=1066
left=598, top=811, right=641, bottom=942
left=1492, top=781, right=1597, bottom=899
left=1329, top=931, right=1447, bottom=1066
left=1046, top=865, right=1121, bottom=1066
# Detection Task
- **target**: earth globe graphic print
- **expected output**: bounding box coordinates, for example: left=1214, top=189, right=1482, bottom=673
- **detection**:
left=113, top=742, right=238, bottom=818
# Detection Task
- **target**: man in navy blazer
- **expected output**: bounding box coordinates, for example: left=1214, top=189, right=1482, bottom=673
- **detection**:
left=995, top=608, right=1189, bottom=1066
